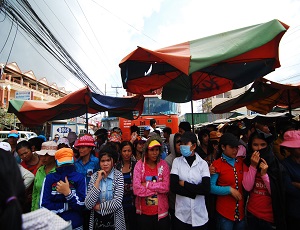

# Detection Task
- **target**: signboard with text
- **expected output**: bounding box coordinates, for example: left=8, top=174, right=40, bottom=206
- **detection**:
left=15, top=91, right=32, bottom=100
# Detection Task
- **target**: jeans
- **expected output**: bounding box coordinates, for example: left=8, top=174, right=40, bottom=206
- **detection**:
left=216, top=213, right=245, bottom=230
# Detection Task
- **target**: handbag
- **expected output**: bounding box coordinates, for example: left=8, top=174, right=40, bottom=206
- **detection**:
left=93, top=211, right=115, bottom=230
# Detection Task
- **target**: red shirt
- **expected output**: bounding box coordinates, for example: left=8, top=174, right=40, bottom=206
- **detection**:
left=246, top=172, right=273, bottom=223
left=212, top=157, right=244, bottom=221
left=140, top=164, right=158, bottom=215
left=21, top=160, right=39, bottom=175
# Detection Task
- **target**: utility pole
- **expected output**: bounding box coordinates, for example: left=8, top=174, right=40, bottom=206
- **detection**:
left=111, top=86, right=122, bottom=97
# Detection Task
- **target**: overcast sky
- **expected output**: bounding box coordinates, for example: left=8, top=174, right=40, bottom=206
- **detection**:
left=1, top=0, right=300, bottom=113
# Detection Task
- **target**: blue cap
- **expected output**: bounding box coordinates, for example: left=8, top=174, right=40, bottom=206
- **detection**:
left=144, top=126, right=151, bottom=131
left=8, top=130, right=19, bottom=138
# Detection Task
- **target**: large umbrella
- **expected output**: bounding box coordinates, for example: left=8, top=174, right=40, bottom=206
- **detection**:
left=8, top=86, right=145, bottom=127
left=119, top=19, right=289, bottom=128
left=211, top=78, right=300, bottom=115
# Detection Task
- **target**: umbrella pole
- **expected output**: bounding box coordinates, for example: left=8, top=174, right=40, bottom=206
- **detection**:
left=86, top=106, right=88, bottom=134
left=191, top=100, right=194, bottom=132
left=287, top=90, right=292, bottom=116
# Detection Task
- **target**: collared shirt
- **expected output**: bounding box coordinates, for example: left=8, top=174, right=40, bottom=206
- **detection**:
left=99, top=169, right=114, bottom=204
left=171, top=153, right=210, bottom=227
left=75, top=154, right=100, bottom=186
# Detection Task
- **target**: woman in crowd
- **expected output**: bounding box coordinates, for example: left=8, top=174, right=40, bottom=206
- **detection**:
left=31, top=141, right=57, bottom=211
left=197, top=129, right=215, bottom=165
left=170, top=131, right=210, bottom=230
left=17, top=140, right=41, bottom=175
left=243, top=130, right=286, bottom=230
left=133, top=135, right=170, bottom=230
left=210, top=132, right=245, bottom=230
left=165, top=132, right=181, bottom=229
left=85, top=145, right=125, bottom=230
left=280, top=130, right=300, bottom=230
left=116, top=141, right=137, bottom=230
left=0, top=148, right=25, bottom=230
left=133, top=139, right=146, bottom=161
left=74, top=134, right=100, bottom=229
left=16, top=140, right=41, bottom=212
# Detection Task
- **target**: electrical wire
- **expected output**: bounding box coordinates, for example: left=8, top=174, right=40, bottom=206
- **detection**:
left=0, top=17, right=13, bottom=54
left=76, top=0, right=120, bottom=87
left=3, top=0, right=103, bottom=94
left=5, top=17, right=17, bottom=65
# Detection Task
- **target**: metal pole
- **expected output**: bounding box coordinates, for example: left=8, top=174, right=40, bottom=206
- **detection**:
left=287, top=89, right=292, bottom=116
left=191, top=100, right=194, bottom=132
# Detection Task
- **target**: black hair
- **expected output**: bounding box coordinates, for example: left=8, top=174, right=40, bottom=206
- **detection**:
left=119, top=141, right=134, bottom=161
left=0, top=149, right=25, bottom=230
left=153, top=130, right=161, bottom=136
left=181, top=131, right=197, bottom=145
left=179, top=121, right=191, bottom=132
left=100, top=143, right=118, bottom=163
left=225, top=124, right=242, bottom=140
left=28, top=137, right=44, bottom=151
left=94, top=128, right=108, bottom=144
left=197, top=129, right=210, bottom=143
left=150, top=119, right=156, bottom=126
left=130, top=125, right=140, bottom=134
left=162, top=127, right=172, bottom=135
left=16, top=140, right=32, bottom=152
left=173, top=133, right=182, bottom=157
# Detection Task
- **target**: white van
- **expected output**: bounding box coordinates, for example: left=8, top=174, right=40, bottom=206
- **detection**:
left=0, top=131, right=38, bottom=142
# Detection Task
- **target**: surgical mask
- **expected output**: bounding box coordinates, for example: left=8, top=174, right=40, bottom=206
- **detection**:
left=180, top=145, right=192, bottom=157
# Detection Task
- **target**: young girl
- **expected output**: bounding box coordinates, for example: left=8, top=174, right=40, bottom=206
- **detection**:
left=170, top=131, right=210, bottom=230
left=210, top=132, right=245, bottom=230
left=243, top=130, right=286, bottom=230
left=133, top=135, right=170, bottom=230
left=116, top=141, right=137, bottom=230
left=85, top=145, right=125, bottom=230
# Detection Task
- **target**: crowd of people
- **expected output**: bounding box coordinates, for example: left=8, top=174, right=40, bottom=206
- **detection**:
left=0, top=117, right=300, bottom=230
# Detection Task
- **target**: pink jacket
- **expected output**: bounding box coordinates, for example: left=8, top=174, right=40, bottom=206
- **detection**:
left=133, top=159, right=170, bottom=220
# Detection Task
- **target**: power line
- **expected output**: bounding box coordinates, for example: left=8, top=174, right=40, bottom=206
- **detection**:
left=76, top=0, right=120, bottom=86
left=64, top=0, right=117, bottom=87
left=2, top=0, right=103, bottom=94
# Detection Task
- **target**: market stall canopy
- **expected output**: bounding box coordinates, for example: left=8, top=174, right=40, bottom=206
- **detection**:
left=8, top=87, right=145, bottom=127
left=119, top=19, right=289, bottom=103
left=211, top=78, right=300, bottom=115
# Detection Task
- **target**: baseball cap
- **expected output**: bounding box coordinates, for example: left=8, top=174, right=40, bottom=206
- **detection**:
left=280, top=130, right=300, bottom=148
left=8, top=130, right=19, bottom=138
left=55, top=147, right=74, bottom=166
left=148, top=140, right=161, bottom=149
left=36, top=141, right=58, bottom=156
left=219, top=133, right=240, bottom=147
left=144, top=126, right=151, bottom=131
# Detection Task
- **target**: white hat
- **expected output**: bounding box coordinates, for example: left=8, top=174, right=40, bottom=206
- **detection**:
left=0, top=142, right=11, bottom=152
left=36, top=141, right=58, bottom=156
left=57, top=137, right=70, bottom=147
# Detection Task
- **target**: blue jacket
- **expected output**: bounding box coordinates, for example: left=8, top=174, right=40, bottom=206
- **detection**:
left=40, top=164, right=86, bottom=229
left=75, top=154, right=100, bottom=186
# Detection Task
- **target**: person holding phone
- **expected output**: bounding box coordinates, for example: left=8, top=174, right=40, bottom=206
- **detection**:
left=243, top=130, right=286, bottom=230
